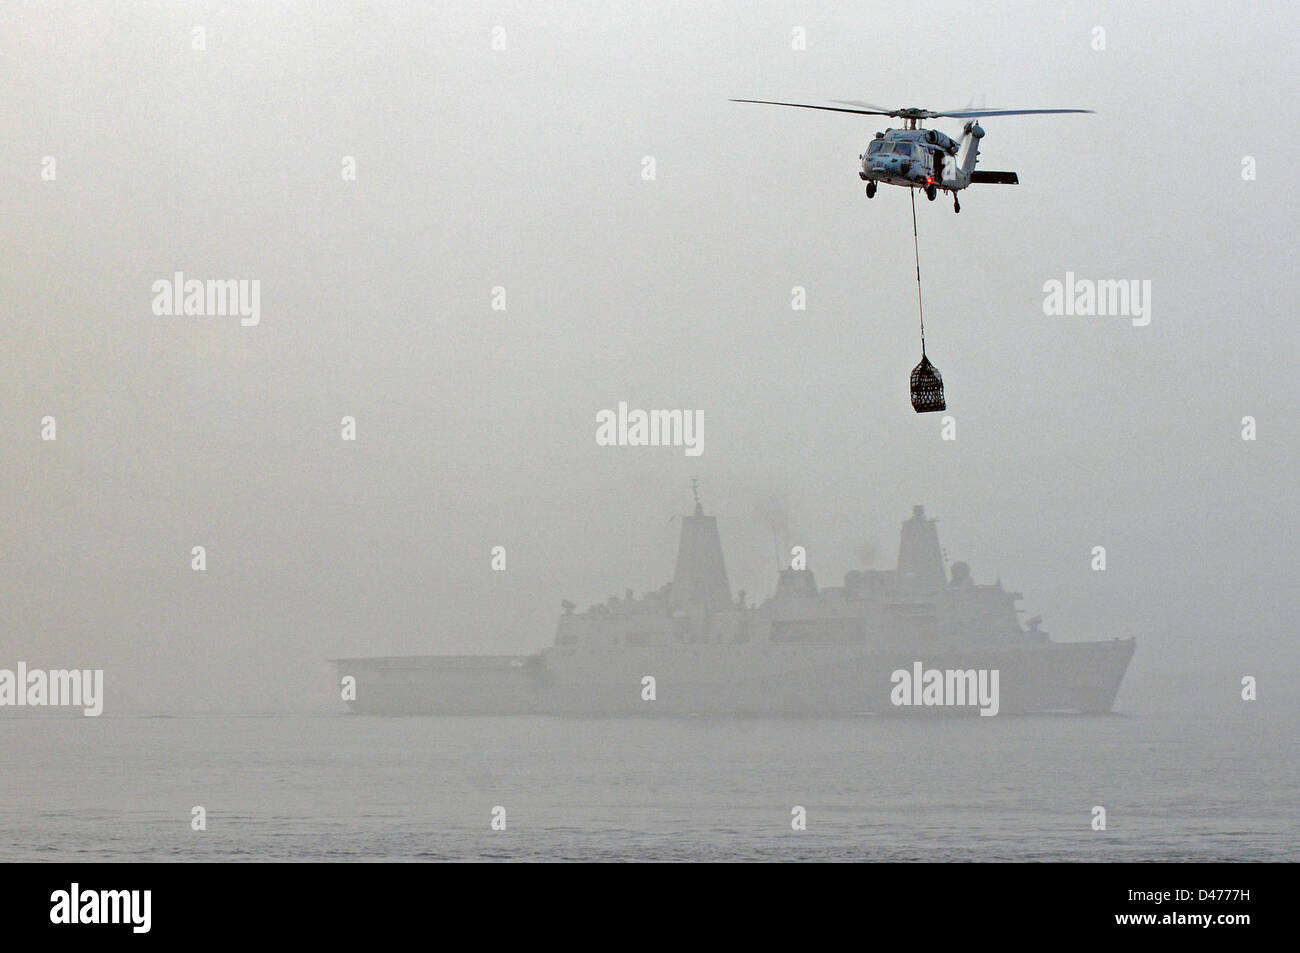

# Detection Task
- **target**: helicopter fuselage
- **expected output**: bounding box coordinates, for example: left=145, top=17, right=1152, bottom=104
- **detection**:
left=858, top=126, right=973, bottom=191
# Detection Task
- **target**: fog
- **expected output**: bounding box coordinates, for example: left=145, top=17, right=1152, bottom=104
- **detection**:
left=2, top=0, right=1297, bottom=715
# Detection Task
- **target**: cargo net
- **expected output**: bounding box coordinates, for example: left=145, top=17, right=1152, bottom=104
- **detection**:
left=910, top=353, right=946, bottom=413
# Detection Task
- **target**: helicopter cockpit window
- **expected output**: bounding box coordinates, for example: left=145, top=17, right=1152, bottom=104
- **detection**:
left=893, top=142, right=914, bottom=156
left=867, top=140, right=885, bottom=155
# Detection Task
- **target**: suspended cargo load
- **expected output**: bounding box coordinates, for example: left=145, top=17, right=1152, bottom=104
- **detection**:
left=910, top=353, right=946, bottom=413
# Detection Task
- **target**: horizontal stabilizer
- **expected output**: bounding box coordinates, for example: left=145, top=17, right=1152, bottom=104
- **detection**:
left=969, top=170, right=1019, bottom=184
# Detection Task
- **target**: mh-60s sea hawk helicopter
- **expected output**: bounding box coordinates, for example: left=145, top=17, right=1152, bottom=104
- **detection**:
left=731, top=99, right=1092, bottom=212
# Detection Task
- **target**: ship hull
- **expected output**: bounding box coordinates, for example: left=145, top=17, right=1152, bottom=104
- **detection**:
left=335, top=638, right=1135, bottom=716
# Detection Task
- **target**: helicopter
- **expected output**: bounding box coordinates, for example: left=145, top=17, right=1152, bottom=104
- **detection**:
left=730, top=99, right=1092, bottom=212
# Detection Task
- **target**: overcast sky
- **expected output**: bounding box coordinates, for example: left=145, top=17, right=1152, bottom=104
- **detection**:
left=2, top=1, right=1297, bottom=713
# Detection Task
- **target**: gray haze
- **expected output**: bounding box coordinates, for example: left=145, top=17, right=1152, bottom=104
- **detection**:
left=2, top=0, right=1298, bottom=718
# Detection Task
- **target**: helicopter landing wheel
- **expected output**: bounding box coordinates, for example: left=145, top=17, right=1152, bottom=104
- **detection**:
left=953, top=194, right=961, bottom=214
left=925, top=185, right=937, bottom=201
left=865, top=182, right=877, bottom=198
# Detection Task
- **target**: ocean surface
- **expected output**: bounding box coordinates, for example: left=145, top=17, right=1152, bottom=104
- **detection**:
left=1, top=710, right=1295, bottom=862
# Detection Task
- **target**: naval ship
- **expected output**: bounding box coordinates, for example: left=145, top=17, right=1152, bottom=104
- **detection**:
left=335, top=493, right=1135, bottom=715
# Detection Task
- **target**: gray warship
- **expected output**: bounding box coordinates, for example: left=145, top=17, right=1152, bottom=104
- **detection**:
left=335, top=493, right=1135, bottom=715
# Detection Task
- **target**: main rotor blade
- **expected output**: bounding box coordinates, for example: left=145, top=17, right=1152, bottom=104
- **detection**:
left=929, top=108, right=1094, bottom=118
left=729, top=99, right=892, bottom=116
left=730, top=99, right=1094, bottom=120
left=829, top=99, right=900, bottom=114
